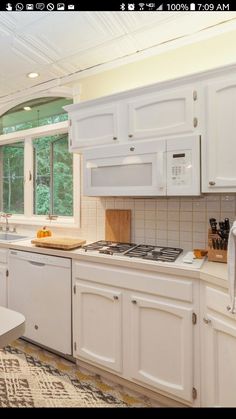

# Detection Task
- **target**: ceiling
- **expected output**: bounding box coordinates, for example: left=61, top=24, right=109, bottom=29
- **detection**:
left=0, top=11, right=236, bottom=100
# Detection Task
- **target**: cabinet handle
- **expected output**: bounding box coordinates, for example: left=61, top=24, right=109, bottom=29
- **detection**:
left=113, top=295, right=119, bottom=300
left=128, top=134, right=133, bottom=138
left=113, top=137, right=118, bottom=141
left=203, top=317, right=211, bottom=324
left=130, top=146, right=135, bottom=152
left=132, top=299, right=137, bottom=304
left=209, top=181, right=216, bottom=186
left=227, top=305, right=231, bottom=311
left=34, top=325, right=39, bottom=330
left=193, top=117, right=198, bottom=128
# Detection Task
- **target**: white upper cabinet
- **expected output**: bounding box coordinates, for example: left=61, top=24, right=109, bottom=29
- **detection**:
left=203, top=77, right=236, bottom=192
left=65, top=84, right=199, bottom=152
left=127, top=87, right=198, bottom=141
left=68, top=103, right=121, bottom=151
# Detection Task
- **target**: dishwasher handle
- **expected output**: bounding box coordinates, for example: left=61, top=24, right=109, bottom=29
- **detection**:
left=29, top=261, right=46, bottom=267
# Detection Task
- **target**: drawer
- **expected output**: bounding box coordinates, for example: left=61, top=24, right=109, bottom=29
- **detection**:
left=205, top=285, right=236, bottom=319
left=0, top=248, right=8, bottom=264
left=73, top=260, right=193, bottom=303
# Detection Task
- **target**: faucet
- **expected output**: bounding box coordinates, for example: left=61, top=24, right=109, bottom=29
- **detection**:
left=1, top=213, right=12, bottom=232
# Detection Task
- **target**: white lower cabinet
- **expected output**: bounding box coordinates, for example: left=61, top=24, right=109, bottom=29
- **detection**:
left=0, top=264, right=8, bottom=307
left=201, top=283, right=236, bottom=407
left=0, top=249, right=9, bottom=308
left=129, top=292, right=193, bottom=402
left=73, top=281, right=122, bottom=373
left=72, top=261, right=198, bottom=404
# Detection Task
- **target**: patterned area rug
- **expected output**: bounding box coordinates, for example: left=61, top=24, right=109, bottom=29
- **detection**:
left=0, top=345, right=128, bottom=408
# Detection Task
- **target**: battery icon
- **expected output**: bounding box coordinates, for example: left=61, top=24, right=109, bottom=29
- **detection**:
left=190, top=3, right=196, bottom=10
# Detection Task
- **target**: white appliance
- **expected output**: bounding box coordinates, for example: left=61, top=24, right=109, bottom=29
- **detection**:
left=8, top=250, right=72, bottom=355
left=83, top=135, right=201, bottom=196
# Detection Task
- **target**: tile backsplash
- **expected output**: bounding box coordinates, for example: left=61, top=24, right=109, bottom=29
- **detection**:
left=79, top=194, right=236, bottom=250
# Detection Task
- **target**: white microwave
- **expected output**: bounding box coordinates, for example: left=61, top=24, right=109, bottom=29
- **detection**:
left=83, top=135, right=201, bottom=196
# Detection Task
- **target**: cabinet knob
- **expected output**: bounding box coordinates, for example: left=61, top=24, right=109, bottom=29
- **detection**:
left=132, top=299, right=137, bottom=304
left=130, top=146, right=135, bottom=152
left=113, top=295, right=119, bottom=300
left=209, top=181, right=216, bottom=186
left=226, top=305, right=231, bottom=311
left=203, top=317, right=211, bottom=324
left=128, top=134, right=133, bottom=138
left=34, top=325, right=39, bottom=330
left=113, top=137, right=117, bottom=141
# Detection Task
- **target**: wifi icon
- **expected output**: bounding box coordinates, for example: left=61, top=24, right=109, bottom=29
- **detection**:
left=139, top=3, right=145, bottom=10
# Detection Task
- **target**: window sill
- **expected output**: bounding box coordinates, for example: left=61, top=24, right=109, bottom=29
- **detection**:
left=4, top=216, right=80, bottom=229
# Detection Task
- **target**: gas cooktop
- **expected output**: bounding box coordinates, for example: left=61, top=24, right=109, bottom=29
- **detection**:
left=82, top=241, right=183, bottom=263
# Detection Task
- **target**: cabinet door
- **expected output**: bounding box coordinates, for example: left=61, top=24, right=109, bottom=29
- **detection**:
left=204, top=78, right=236, bottom=192
left=201, top=313, right=236, bottom=407
left=128, top=87, right=197, bottom=140
left=69, top=104, right=119, bottom=151
left=129, top=294, right=193, bottom=402
left=73, top=281, right=122, bottom=373
left=0, top=265, right=7, bottom=307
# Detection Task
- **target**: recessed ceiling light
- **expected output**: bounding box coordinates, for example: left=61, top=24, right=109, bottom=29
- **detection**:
left=27, top=72, right=39, bottom=79
left=23, top=106, right=31, bottom=111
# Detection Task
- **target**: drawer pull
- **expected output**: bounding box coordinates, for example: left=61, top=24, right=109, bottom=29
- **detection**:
left=34, top=325, right=39, bottom=330
left=113, top=295, right=119, bottom=300
left=132, top=299, right=137, bottom=304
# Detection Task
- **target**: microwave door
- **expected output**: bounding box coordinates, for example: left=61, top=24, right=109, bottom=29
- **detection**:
left=83, top=145, right=166, bottom=196
left=166, top=135, right=201, bottom=196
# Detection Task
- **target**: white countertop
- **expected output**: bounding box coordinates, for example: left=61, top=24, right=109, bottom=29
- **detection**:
left=0, top=306, right=25, bottom=348
left=0, top=238, right=228, bottom=289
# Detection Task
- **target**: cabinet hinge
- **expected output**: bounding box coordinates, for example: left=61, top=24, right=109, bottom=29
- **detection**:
left=6, top=269, right=9, bottom=277
left=73, top=285, right=76, bottom=294
left=192, top=312, right=197, bottom=325
left=193, top=117, right=198, bottom=128
left=74, top=342, right=77, bottom=351
left=193, top=90, right=197, bottom=101
left=192, top=387, right=197, bottom=400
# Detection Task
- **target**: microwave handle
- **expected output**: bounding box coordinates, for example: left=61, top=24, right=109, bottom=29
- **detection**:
left=157, top=151, right=166, bottom=191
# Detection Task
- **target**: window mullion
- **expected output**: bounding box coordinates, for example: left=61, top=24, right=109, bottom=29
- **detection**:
left=24, top=137, right=34, bottom=218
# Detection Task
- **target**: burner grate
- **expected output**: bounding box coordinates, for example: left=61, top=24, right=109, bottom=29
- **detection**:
left=124, top=245, right=183, bottom=262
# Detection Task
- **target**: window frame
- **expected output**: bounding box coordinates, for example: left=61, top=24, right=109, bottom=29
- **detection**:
left=0, top=120, right=80, bottom=228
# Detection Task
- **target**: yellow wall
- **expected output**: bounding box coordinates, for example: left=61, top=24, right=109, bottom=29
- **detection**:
left=76, top=29, right=236, bottom=101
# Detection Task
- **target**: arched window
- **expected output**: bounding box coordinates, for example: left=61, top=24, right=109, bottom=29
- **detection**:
left=0, top=97, right=80, bottom=227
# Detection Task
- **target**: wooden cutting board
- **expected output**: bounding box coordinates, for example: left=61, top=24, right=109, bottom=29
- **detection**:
left=105, top=210, right=131, bottom=243
left=31, top=237, right=86, bottom=250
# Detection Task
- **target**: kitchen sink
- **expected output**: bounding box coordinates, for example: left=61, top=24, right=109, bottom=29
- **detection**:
left=0, top=233, right=28, bottom=242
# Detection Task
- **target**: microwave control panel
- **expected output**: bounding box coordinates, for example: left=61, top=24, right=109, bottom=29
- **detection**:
left=169, top=150, right=192, bottom=186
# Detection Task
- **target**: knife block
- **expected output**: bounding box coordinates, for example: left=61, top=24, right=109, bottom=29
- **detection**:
left=207, top=229, right=227, bottom=263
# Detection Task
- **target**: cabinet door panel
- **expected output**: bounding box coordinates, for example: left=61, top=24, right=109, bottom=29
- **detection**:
left=130, top=295, right=193, bottom=402
left=202, top=313, right=236, bottom=407
left=70, top=104, right=119, bottom=150
left=74, top=282, right=122, bottom=373
left=128, top=88, right=195, bottom=140
left=205, top=79, right=236, bottom=191
left=0, top=265, right=7, bottom=307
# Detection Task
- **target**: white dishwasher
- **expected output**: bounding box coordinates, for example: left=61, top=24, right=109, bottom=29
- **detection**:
left=8, top=250, right=72, bottom=355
